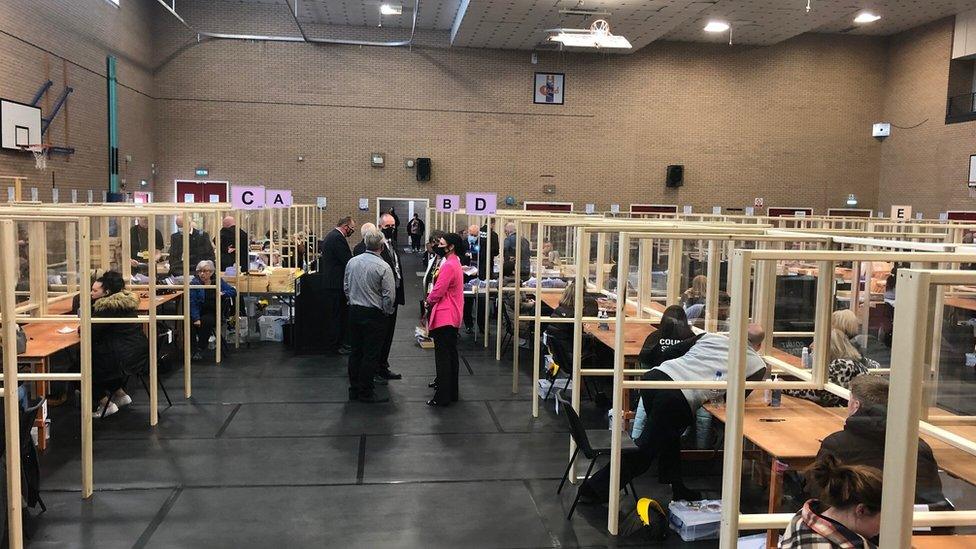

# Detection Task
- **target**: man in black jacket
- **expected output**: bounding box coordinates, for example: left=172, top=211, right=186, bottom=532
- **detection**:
left=169, top=216, right=215, bottom=277
left=218, top=216, right=249, bottom=271
left=478, top=220, right=499, bottom=281
left=354, top=217, right=404, bottom=380
left=817, top=374, right=946, bottom=506
left=320, top=216, right=356, bottom=354
left=130, top=218, right=164, bottom=274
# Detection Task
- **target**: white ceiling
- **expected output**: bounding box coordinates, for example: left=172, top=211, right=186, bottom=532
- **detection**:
left=239, top=0, right=976, bottom=50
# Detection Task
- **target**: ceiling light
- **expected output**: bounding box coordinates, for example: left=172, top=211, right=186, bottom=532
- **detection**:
left=546, top=20, right=632, bottom=50
left=704, top=21, right=730, bottom=33
left=853, top=12, right=881, bottom=24
left=380, top=4, right=402, bottom=15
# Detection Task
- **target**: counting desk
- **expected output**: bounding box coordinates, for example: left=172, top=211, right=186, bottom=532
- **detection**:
left=20, top=322, right=80, bottom=451
left=912, top=534, right=976, bottom=548
left=45, top=291, right=183, bottom=315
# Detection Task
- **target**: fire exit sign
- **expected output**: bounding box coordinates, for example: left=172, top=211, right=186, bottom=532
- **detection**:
left=195, top=167, right=209, bottom=177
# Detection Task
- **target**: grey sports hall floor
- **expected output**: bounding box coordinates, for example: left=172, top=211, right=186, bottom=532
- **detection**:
left=33, top=251, right=728, bottom=548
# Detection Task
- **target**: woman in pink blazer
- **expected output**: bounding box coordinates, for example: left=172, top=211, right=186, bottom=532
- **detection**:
left=425, top=232, right=465, bottom=406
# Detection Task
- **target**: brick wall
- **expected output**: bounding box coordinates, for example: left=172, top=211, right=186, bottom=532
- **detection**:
left=151, top=0, right=887, bottom=223
left=0, top=0, right=155, bottom=201
left=880, top=18, right=976, bottom=216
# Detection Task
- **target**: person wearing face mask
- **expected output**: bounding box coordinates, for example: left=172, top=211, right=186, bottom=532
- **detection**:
left=425, top=233, right=465, bottom=406
left=462, top=224, right=482, bottom=335
left=320, top=216, right=357, bottom=355
left=376, top=213, right=404, bottom=380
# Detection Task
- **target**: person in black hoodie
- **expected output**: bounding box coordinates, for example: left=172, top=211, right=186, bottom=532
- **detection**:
left=218, top=215, right=249, bottom=271
left=816, top=374, right=946, bottom=506
left=88, top=272, right=149, bottom=419
left=638, top=305, right=695, bottom=368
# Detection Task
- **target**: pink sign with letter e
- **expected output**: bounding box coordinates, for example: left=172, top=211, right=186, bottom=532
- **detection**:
left=266, top=189, right=293, bottom=208
left=465, top=193, right=497, bottom=215
left=231, top=185, right=265, bottom=210
left=436, top=195, right=460, bottom=212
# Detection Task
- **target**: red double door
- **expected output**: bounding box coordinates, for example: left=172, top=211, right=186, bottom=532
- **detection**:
left=175, top=181, right=227, bottom=203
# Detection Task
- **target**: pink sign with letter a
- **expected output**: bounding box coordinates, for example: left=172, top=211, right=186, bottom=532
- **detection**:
left=266, top=189, right=293, bottom=208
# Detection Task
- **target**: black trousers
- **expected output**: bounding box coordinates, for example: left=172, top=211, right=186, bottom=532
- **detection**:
left=323, top=289, right=347, bottom=351
left=192, top=311, right=216, bottom=352
left=585, top=370, right=693, bottom=498
left=463, top=296, right=486, bottom=331
left=431, top=326, right=459, bottom=403
left=378, top=306, right=399, bottom=370
left=347, top=306, right=387, bottom=397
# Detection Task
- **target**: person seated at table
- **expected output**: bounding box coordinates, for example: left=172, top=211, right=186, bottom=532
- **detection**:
left=832, top=309, right=871, bottom=359
left=638, top=305, right=695, bottom=368
left=815, top=374, right=946, bottom=506
left=779, top=455, right=882, bottom=548
left=89, top=271, right=148, bottom=418
left=785, top=327, right=878, bottom=407
left=189, top=260, right=237, bottom=361
left=541, top=240, right=560, bottom=268
left=581, top=325, right=769, bottom=503
left=681, top=274, right=707, bottom=310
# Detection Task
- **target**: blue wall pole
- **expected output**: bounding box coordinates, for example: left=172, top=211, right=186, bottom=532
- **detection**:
left=106, top=56, right=119, bottom=194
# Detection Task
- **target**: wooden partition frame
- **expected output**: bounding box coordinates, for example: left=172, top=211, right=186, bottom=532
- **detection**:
left=715, top=251, right=976, bottom=547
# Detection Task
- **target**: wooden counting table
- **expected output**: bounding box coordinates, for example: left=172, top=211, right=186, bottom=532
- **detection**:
left=19, top=321, right=80, bottom=451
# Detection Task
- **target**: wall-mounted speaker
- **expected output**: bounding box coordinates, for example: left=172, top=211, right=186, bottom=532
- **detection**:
left=666, top=165, right=684, bottom=188
left=416, top=158, right=431, bottom=182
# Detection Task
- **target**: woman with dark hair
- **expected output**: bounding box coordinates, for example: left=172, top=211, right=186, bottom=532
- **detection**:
left=638, top=305, right=695, bottom=368
left=780, top=455, right=882, bottom=548
left=425, top=232, right=465, bottom=406
left=89, top=271, right=149, bottom=418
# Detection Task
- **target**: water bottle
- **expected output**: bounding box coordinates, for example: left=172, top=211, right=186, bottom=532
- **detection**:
left=707, top=370, right=724, bottom=408
left=801, top=347, right=811, bottom=369
left=770, top=374, right=782, bottom=407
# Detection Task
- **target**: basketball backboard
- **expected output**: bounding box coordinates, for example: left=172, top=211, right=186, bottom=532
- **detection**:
left=0, top=99, right=42, bottom=150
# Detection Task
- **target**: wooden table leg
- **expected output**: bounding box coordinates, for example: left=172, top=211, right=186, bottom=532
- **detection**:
left=35, top=358, right=48, bottom=453
left=766, top=459, right=788, bottom=548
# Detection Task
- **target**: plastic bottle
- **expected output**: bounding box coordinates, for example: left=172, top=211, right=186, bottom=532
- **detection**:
left=801, top=347, right=811, bottom=369
left=770, top=374, right=782, bottom=407
left=707, top=370, right=725, bottom=408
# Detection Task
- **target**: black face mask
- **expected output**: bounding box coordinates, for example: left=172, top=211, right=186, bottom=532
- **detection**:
left=433, top=246, right=447, bottom=257
left=381, top=227, right=395, bottom=239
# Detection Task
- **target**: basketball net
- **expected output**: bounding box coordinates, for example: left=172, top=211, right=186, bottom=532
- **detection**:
left=21, top=144, right=47, bottom=170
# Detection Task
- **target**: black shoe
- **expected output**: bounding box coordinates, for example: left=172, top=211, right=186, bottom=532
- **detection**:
left=337, top=345, right=352, bottom=355
left=426, top=399, right=449, bottom=407
left=465, top=326, right=474, bottom=335
left=427, top=382, right=438, bottom=388
left=373, top=376, right=389, bottom=386
left=191, top=351, right=203, bottom=361
left=348, top=388, right=358, bottom=401
left=577, top=482, right=601, bottom=504
left=377, top=369, right=401, bottom=380
left=671, top=484, right=702, bottom=502
left=359, top=393, right=390, bottom=403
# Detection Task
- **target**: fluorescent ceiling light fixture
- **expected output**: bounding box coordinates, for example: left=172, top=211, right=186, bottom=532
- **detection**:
left=546, top=19, right=632, bottom=50
left=704, top=21, right=730, bottom=33
left=853, top=12, right=881, bottom=24
left=380, top=4, right=402, bottom=15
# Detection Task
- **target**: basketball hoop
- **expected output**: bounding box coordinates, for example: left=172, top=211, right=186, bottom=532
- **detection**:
left=18, top=144, right=49, bottom=170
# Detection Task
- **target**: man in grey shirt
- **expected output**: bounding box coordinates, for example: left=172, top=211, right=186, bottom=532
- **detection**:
left=344, top=228, right=395, bottom=402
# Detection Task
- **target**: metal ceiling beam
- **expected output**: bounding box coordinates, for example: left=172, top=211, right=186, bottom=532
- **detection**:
left=155, top=0, right=419, bottom=48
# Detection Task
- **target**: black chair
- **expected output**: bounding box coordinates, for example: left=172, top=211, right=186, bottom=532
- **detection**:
left=500, top=299, right=515, bottom=358
left=554, top=390, right=638, bottom=520
left=545, top=333, right=598, bottom=403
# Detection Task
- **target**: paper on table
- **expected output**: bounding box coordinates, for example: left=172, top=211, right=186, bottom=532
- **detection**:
left=913, top=504, right=931, bottom=532
left=57, top=326, right=75, bottom=334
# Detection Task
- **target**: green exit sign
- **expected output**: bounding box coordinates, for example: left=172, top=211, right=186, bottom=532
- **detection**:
left=195, top=167, right=209, bottom=177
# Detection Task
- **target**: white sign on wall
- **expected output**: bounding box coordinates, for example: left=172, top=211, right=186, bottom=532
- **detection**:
left=712, top=206, right=722, bottom=215
left=970, top=154, right=976, bottom=182
left=682, top=205, right=693, bottom=214
left=610, top=204, right=620, bottom=214
left=358, top=198, right=369, bottom=211
left=891, top=205, right=912, bottom=220
left=585, top=203, right=595, bottom=214
left=316, top=197, right=327, bottom=210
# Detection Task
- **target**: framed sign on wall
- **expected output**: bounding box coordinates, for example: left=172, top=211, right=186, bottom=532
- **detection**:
left=534, top=72, right=565, bottom=105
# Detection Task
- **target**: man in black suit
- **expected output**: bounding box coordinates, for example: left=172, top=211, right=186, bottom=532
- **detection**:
left=130, top=217, right=164, bottom=275
left=218, top=216, right=249, bottom=271
left=169, top=216, right=215, bottom=277
left=320, top=216, right=356, bottom=354
left=478, top=220, right=499, bottom=280
left=376, top=213, right=404, bottom=380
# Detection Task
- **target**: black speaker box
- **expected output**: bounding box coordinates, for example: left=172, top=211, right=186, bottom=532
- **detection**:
left=666, top=165, right=684, bottom=188
left=416, top=158, right=431, bottom=182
